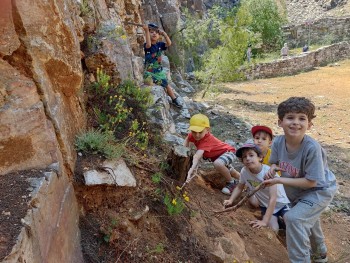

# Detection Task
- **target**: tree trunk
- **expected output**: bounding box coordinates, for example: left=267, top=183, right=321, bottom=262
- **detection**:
left=166, top=145, right=192, bottom=183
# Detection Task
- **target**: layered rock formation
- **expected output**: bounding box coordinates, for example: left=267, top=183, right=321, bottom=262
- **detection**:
left=0, top=0, right=85, bottom=261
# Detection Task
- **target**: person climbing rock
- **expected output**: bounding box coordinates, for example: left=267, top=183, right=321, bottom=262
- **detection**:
left=142, top=23, right=183, bottom=108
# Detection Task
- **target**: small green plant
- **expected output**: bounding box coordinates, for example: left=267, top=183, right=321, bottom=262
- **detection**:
left=80, top=0, right=93, bottom=16
left=159, top=161, right=169, bottom=171
left=147, top=243, right=165, bottom=254
left=118, top=80, right=153, bottom=110
left=151, top=172, right=162, bottom=184
left=94, top=95, right=132, bottom=133
left=163, top=193, right=185, bottom=216
left=127, top=119, right=149, bottom=150
left=91, top=67, right=111, bottom=95
left=97, top=23, right=128, bottom=43
left=75, top=129, right=124, bottom=159
left=102, top=218, right=119, bottom=243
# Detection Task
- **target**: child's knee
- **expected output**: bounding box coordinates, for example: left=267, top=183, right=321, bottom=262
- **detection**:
left=269, top=217, right=280, bottom=232
left=284, top=210, right=301, bottom=225
left=230, top=168, right=240, bottom=179
left=213, top=159, right=225, bottom=169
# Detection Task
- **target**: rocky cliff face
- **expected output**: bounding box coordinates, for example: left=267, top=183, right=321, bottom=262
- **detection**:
left=0, top=0, right=85, bottom=261
left=286, top=0, right=349, bottom=25
left=0, top=0, right=85, bottom=176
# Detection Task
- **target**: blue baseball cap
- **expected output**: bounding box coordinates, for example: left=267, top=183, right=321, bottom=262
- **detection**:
left=236, top=143, right=262, bottom=158
left=148, top=23, right=159, bottom=30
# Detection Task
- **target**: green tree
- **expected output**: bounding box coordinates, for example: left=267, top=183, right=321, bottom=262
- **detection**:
left=180, top=1, right=286, bottom=82
left=178, top=6, right=232, bottom=70
left=245, top=0, right=286, bottom=50
left=199, top=4, right=258, bottom=82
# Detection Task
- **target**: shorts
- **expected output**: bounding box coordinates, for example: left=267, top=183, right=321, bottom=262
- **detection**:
left=260, top=204, right=291, bottom=218
left=144, top=70, right=168, bottom=88
left=216, top=151, right=235, bottom=167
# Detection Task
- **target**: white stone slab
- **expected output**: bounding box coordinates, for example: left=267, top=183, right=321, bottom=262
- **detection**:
left=83, top=159, right=136, bottom=186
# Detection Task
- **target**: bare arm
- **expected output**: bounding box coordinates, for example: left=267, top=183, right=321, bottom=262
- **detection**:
left=159, top=30, right=172, bottom=47
left=263, top=177, right=317, bottom=188
left=183, top=136, right=189, bottom=147
left=223, top=183, right=245, bottom=207
left=143, top=24, right=151, bottom=48
left=186, top=150, right=204, bottom=182
left=251, top=185, right=277, bottom=228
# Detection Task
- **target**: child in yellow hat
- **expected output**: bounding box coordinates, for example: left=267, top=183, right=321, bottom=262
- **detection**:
left=184, top=114, right=240, bottom=195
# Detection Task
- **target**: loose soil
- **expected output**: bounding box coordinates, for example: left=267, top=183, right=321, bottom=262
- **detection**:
left=0, top=170, right=48, bottom=260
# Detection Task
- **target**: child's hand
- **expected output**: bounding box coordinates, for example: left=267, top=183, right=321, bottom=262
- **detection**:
left=264, top=167, right=276, bottom=179
left=249, top=220, right=267, bottom=229
left=223, top=199, right=233, bottom=207
left=142, top=24, right=149, bottom=31
left=262, top=178, right=279, bottom=187
left=158, top=29, right=165, bottom=36
left=264, top=166, right=284, bottom=180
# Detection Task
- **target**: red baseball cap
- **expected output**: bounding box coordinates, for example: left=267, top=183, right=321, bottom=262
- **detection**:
left=251, top=125, right=273, bottom=138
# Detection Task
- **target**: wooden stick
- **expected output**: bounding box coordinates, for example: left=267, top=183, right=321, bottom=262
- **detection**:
left=214, top=182, right=265, bottom=214
left=179, top=166, right=199, bottom=190
left=123, top=21, right=143, bottom=27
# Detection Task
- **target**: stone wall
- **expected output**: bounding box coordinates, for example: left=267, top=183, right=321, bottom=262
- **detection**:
left=283, top=16, right=350, bottom=47
left=243, top=42, right=350, bottom=80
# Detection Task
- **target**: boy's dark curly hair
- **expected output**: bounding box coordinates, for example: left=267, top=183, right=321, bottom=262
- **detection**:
left=277, top=97, right=316, bottom=121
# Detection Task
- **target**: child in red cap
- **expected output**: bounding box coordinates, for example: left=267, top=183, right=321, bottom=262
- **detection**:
left=251, top=125, right=273, bottom=165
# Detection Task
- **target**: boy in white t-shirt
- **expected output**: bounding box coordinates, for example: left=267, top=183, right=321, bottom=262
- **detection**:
left=223, top=143, right=290, bottom=231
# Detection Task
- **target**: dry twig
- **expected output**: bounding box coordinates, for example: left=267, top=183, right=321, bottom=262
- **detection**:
left=214, top=182, right=265, bottom=214
left=115, top=238, right=139, bottom=263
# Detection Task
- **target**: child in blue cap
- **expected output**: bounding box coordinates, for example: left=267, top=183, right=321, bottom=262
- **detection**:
left=142, top=23, right=182, bottom=108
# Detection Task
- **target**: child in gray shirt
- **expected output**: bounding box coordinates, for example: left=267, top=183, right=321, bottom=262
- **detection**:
left=264, top=97, right=337, bottom=263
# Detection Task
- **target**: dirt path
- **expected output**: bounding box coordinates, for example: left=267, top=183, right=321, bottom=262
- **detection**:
left=194, top=59, right=350, bottom=262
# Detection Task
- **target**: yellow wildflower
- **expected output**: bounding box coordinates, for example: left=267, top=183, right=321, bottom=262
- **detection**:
left=172, top=199, right=177, bottom=206
left=184, top=196, right=190, bottom=202
left=176, top=186, right=181, bottom=191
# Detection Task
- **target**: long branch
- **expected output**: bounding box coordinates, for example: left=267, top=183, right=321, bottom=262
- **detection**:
left=214, top=182, right=265, bottom=214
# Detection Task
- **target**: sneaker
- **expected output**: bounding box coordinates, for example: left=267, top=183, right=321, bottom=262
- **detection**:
left=312, top=253, right=328, bottom=263
left=172, top=97, right=183, bottom=108
left=222, top=180, right=237, bottom=195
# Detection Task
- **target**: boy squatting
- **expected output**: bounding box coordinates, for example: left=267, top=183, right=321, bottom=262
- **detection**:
left=264, top=97, right=337, bottom=263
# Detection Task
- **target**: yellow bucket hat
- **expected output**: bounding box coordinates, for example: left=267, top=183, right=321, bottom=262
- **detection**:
left=189, top=114, right=210, bottom=132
